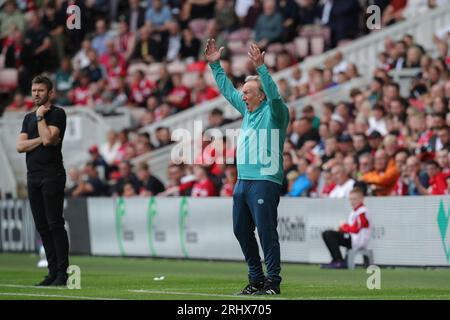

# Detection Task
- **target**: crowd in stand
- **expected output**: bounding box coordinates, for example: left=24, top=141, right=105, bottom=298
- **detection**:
left=1, top=0, right=450, bottom=198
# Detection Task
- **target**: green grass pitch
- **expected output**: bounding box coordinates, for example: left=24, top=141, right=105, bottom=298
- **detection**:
left=0, top=253, right=449, bottom=300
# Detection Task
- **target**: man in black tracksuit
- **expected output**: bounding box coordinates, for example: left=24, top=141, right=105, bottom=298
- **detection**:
left=16, top=75, right=69, bottom=286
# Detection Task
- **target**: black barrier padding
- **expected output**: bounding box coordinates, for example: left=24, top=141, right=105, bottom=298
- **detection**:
left=64, top=198, right=91, bottom=255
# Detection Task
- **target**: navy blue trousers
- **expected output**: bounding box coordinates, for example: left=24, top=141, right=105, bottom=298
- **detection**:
left=232, top=179, right=282, bottom=284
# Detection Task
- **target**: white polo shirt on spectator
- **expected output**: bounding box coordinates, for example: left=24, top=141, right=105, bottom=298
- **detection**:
left=329, top=179, right=355, bottom=198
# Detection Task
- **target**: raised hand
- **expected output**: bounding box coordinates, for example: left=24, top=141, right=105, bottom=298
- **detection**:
left=248, top=43, right=265, bottom=68
left=204, top=38, right=224, bottom=63
left=36, top=105, right=51, bottom=117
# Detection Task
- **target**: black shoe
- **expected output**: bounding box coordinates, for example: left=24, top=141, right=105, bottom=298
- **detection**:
left=238, top=280, right=264, bottom=295
left=35, top=275, right=56, bottom=286
left=50, top=275, right=68, bottom=287
left=255, top=278, right=281, bottom=295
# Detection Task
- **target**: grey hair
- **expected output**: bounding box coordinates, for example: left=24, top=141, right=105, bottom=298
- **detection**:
left=244, top=75, right=265, bottom=97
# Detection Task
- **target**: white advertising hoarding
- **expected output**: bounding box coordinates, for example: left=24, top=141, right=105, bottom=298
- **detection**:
left=87, top=196, right=450, bottom=266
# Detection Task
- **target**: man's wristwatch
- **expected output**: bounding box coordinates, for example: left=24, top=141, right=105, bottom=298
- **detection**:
left=36, top=115, right=44, bottom=122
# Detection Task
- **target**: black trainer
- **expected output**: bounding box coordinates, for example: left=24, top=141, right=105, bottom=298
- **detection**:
left=50, top=275, right=68, bottom=287
left=238, top=281, right=264, bottom=295
left=35, top=275, right=56, bottom=286
left=255, top=278, right=280, bottom=295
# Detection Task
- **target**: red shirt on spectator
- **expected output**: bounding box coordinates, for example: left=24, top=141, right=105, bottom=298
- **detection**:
left=321, top=183, right=336, bottom=197
left=70, top=85, right=90, bottom=106
left=191, top=178, right=216, bottom=197
left=7, top=98, right=34, bottom=111
left=195, top=87, right=219, bottom=105
left=168, top=85, right=191, bottom=110
left=429, top=172, right=447, bottom=195
left=130, top=78, right=156, bottom=106
left=418, top=130, right=433, bottom=149
left=107, top=65, right=127, bottom=91
left=221, top=181, right=236, bottom=197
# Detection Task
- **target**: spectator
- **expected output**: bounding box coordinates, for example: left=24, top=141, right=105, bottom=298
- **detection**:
left=243, top=0, right=263, bottom=29
left=322, top=0, right=362, bottom=47
left=344, top=155, right=358, bottom=179
left=100, top=130, right=121, bottom=166
left=131, top=26, right=166, bottom=63
left=192, top=75, right=219, bottom=105
left=129, top=70, right=156, bottom=107
left=321, top=187, right=371, bottom=269
left=3, top=29, right=32, bottom=94
left=0, top=0, right=26, bottom=39
left=165, top=20, right=182, bottom=62
left=65, top=167, right=82, bottom=197
left=369, top=104, right=388, bottom=136
left=154, top=127, right=173, bottom=149
left=88, top=145, right=110, bottom=180
left=220, top=165, right=238, bottom=197
left=72, top=39, right=93, bottom=71
left=302, top=105, right=321, bottom=129
left=353, top=133, right=372, bottom=157
left=318, top=168, right=336, bottom=197
left=117, top=129, right=132, bottom=162
left=367, top=130, right=383, bottom=151
left=254, top=0, right=283, bottom=49
left=206, top=108, right=234, bottom=130
left=214, top=0, right=237, bottom=32
left=281, top=152, right=297, bottom=195
left=180, top=0, right=215, bottom=23
left=191, top=165, right=217, bottom=197
left=288, top=158, right=311, bottom=197
left=69, top=72, right=91, bottom=106
left=25, top=12, right=52, bottom=75
left=414, top=160, right=447, bottom=195
left=42, top=0, right=66, bottom=65
left=429, top=125, right=450, bottom=152
left=297, top=0, right=322, bottom=26
left=166, top=73, right=191, bottom=111
left=145, top=0, right=172, bottom=31
left=54, top=57, right=74, bottom=105
left=114, top=161, right=141, bottom=196
left=83, top=162, right=108, bottom=197
left=278, top=0, right=299, bottom=42
left=382, top=0, right=408, bottom=27
left=291, top=117, right=320, bottom=150
left=136, top=162, right=165, bottom=196
left=154, top=64, right=174, bottom=100
left=91, top=19, right=112, bottom=56
left=362, top=149, right=400, bottom=196
left=436, top=149, right=450, bottom=175
left=112, top=21, right=133, bottom=62
left=5, top=91, right=33, bottom=112
left=81, top=49, right=106, bottom=83
left=179, top=28, right=201, bottom=61
left=305, top=165, right=321, bottom=197
left=122, top=0, right=146, bottom=33
left=123, top=182, right=138, bottom=197
left=329, top=164, right=355, bottom=198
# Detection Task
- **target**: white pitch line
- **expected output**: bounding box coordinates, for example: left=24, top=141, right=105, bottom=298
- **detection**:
left=129, top=289, right=285, bottom=300
left=0, top=284, right=67, bottom=290
left=0, top=292, right=124, bottom=300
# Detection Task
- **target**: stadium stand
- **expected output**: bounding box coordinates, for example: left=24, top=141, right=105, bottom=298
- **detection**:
left=1, top=0, right=450, bottom=199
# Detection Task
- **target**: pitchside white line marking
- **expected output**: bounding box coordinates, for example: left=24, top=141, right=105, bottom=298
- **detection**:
left=129, top=289, right=285, bottom=300
left=0, top=284, right=67, bottom=290
left=0, top=292, right=124, bottom=300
